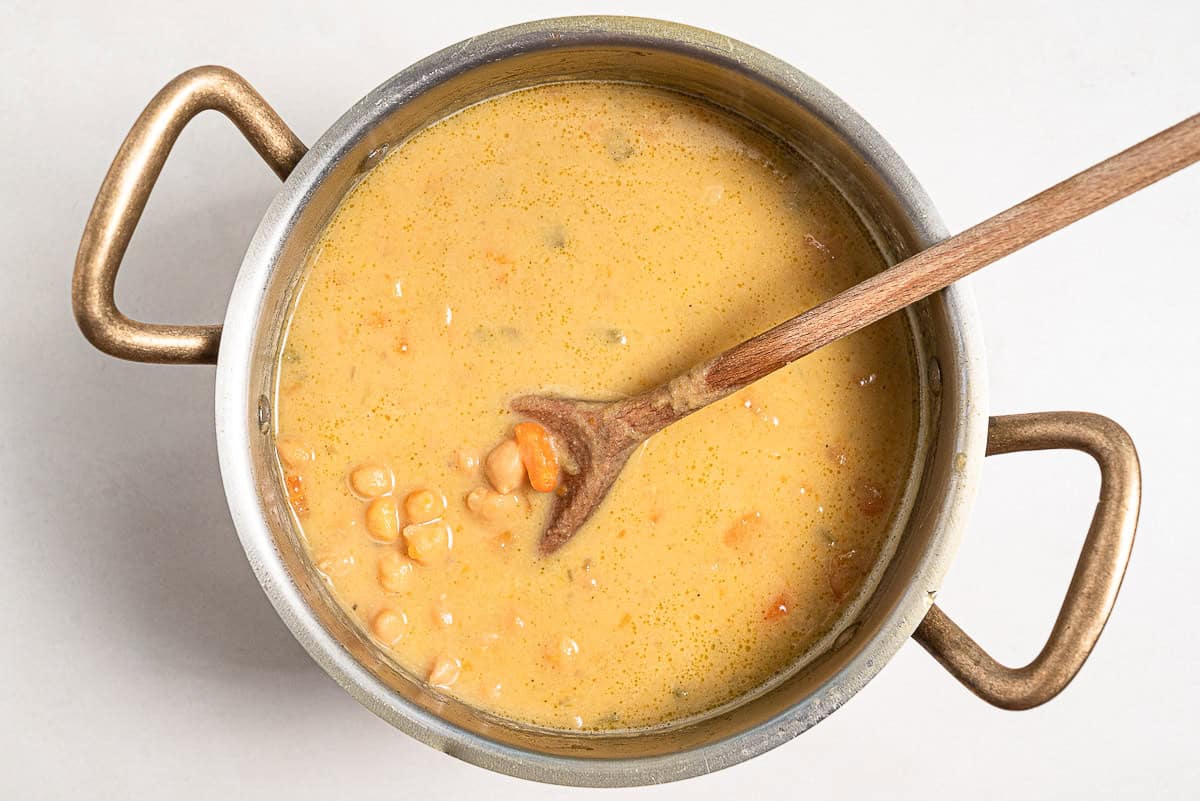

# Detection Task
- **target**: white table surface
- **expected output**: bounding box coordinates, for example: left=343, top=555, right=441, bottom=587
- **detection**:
left=2, top=1, right=1196, bottom=797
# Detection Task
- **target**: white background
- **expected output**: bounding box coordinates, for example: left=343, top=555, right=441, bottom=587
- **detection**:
left=1, top=1, right=1196, bottom=798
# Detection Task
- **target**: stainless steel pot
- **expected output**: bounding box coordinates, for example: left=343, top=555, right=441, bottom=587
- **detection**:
left=72, top=16, right=1141, bottom=787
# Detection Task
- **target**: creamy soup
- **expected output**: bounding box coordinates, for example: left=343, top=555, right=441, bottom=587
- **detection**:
left=274, top=82, right=918, bottom=730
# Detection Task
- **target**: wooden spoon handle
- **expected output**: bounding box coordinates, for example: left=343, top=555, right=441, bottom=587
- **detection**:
left=691, top=113, right=1200, bottom=395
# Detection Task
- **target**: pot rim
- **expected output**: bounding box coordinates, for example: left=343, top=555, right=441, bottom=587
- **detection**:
left=215, top=15, right=988, bottom=786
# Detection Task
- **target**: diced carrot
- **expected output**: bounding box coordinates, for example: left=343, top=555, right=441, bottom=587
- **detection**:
left=764, top=593, right=790, bottom=621
left=285, top=472, right=308, bottom=518
left=514, top=422, right=559, bottom=492
left=275, top=437, right=314, bottom=470
left=723, top=511, right=763, bottom=547
left=428, top=655, right=461, bottom=689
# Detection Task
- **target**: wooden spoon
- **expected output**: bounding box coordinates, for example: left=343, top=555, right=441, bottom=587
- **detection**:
left=513, top=114, right=1200, bottom=555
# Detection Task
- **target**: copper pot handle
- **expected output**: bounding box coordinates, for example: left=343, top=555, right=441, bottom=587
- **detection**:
left=913, top=411, right=1140, bottom=709
left=72, top=66, right=307, bottom=364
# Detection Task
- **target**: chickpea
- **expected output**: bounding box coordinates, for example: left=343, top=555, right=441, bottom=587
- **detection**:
left=428, top=655, right=462, bottom=689
left=276, top=436, right=314, bottom=470
left=466, top=487, right=489, bottom=514
left=828, top=549, right=864, bottom=601
left=371, top=607, right=409, bottom=645
left=484, top=439, right=525, bottom=493
left=403, top=521, right=453, bottom=565
left=348, top=462, right=394, bottom=499
left=404, top=489, right=446, bottom=525
left=364, top=496, right=401, bottom=544
left=546, top=636, right=580, bottom=667
left=434, top=594, right=454, bottom=627
left=377, top=550, right=413, bottom=593
left=466, top=487, right=524, bottom=522
left=316, top=552, right=355, bottom=578
left=454, top=447, right=481, bottom=474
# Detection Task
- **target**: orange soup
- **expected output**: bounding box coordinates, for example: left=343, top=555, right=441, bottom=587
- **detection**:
left=274, top=82, right=918, bottom=729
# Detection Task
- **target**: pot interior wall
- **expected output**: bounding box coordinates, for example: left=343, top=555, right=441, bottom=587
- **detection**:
left=243, top=34, right=964, bottom=762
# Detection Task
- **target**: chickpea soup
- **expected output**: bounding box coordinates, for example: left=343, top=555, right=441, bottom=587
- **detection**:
left=274, top=82, right=919, bottom=730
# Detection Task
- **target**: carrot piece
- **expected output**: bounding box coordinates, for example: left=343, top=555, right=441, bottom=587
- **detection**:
left=722, top=511, right=763, bottom=547
left=285, top=472, right=308, bottom=518
left=514, top=422, right=559, bottom=492
left=764, top=593, right=790, bottom=621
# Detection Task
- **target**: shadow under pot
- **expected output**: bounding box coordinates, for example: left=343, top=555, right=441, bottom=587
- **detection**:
left=72, top=16, right=1140, bottom=788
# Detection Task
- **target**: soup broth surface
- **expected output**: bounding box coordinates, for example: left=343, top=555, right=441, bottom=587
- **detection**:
left=275, top=82, right=918, bottom=730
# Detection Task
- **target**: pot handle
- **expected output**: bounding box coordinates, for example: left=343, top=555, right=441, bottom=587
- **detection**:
left=72, top=66, right=307, bottom=364
left=913, top=411, right=1140, bottom=709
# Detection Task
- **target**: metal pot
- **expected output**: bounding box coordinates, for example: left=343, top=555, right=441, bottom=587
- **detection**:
left=72, top=16, right=1141, bottom=787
